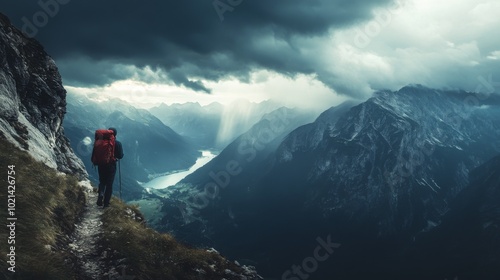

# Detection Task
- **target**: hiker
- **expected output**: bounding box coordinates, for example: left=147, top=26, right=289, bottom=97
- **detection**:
left=91, top=127, right=124, bottom=208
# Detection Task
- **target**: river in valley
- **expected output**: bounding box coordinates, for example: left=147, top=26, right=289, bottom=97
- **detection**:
left=142, top=150, right=218, bottom=189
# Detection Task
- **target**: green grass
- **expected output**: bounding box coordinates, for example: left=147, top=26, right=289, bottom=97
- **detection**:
left=0, top=137, right=86, bottom=279
left=101, top=198, right=252, bottom=280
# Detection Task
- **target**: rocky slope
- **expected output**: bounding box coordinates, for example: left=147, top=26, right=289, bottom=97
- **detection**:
left=0, top=13, right=86, bottom=177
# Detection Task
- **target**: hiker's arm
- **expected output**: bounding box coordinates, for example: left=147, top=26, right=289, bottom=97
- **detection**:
left=91, top=146, right=95, bottom=163
left=115, top=141, right=124, bottom=159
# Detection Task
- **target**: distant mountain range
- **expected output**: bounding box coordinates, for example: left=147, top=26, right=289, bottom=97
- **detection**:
left=156, top=85, right=500, bottom=279
left=64, top=94, right=200, bottom=200
left=149, top=102, right=223, bottom=149
left=149, top=100, right=282, bottom=149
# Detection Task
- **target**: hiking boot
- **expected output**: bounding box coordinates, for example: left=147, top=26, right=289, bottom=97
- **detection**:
left=96, top=196, right=103, bottom=206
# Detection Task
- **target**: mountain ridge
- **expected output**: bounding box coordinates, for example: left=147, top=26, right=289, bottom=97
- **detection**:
left=149, top=99, right=283, bottom=149
left=156, top=85, right=500, bottom=279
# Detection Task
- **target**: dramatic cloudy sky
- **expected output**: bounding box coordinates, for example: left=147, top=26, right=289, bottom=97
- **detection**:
left=1, top=0, right=499, bottom=108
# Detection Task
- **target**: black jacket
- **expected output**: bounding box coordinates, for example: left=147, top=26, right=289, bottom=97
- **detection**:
left=115, top=140, right=124, bottom=160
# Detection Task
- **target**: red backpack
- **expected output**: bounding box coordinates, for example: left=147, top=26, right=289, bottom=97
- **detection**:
left=91, top=129, right=116, bottom=165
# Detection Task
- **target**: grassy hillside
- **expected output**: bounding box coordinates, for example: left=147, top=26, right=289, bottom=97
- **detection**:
left=0, top=137, right=86, bottom=279
left=101, top=198, right=258, bottom=279
left=0, top=137, right=259, bottom=279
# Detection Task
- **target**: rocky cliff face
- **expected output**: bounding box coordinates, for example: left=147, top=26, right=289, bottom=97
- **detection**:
left=0, top=13, right=86, bottom=177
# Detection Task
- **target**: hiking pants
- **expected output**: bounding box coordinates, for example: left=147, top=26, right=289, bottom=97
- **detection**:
left=98, top=163, right=116, bottom=206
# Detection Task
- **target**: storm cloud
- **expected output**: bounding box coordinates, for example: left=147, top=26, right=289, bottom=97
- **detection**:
left=1, top=0, right=499, bottom=97
left=1, top=0, right=395, bottom=93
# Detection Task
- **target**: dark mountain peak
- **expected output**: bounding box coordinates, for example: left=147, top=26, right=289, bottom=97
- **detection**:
left=374, top=85, right=488, bottom=110
left=276, top=101, right=358, bottom=156
left=364, top=86, right=489, bottom=133
left=286, top=85, right=500, bottom=224
left=398, top=83, right=431, bottom=92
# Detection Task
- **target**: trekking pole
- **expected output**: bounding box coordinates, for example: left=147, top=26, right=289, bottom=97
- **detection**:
left=119, top=160, right=122, bottom=200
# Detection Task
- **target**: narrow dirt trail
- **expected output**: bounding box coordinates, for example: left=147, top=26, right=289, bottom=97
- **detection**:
left=68, top=189, right=107, bottom=280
